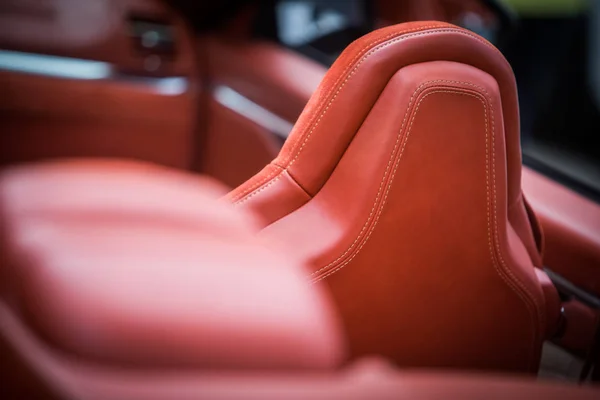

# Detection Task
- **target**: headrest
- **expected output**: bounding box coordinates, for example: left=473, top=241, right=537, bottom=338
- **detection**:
left=229, top=21, right=522, bottom=208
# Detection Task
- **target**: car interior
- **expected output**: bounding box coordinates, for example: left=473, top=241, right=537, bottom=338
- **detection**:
left=1, top=0, right=599, bottom=399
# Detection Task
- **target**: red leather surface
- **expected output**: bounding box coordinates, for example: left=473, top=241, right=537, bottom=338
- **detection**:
left=203, top=36, right=324, bottom=123
left=229, top=23, right=556, bottom=372
left=200, top=98, right=281, bottom=189
left=2, top=310, right=599, bottom=400
left=0, top=71, right=197, bottom=169
left=0, top=0, right=199, bottom=169
left=0, top=160, right=594, bottom=399
left=210, top=27, right=598, bottom=311
left=228, top=22, right=526, bottom=216
left=522, top=167, right=600, bottom=297
left=197, top=36, right=326, bottom=187
left=0, top=160, right=344, bottom=370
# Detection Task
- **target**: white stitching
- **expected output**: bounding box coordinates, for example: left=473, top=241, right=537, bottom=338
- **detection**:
left=488, top=94, right=543, bottom=355
left=235, top=170, right=286, bottom=205
left=310, top=89, right=467, bottom=283
left=287, top=30, right=496, bottom=169
left=231, top=26, right=445, bottom=202
left=480, top=88, right=539, bottom=369
left=309, top=80, right=485, bottom=277
left=308, top=87, right=539, bottom=368
left=233, top=27, right=507, bottom=204
left=230, top=167, right=281, bottom=203
left=280, top=24, right=448, bottom=165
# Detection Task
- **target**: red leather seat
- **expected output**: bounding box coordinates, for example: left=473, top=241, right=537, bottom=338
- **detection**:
left=0, top=159, right=344, bottom=397
left=228, top=22, right=561, bottom=372
left=0, top=160, right=597, bottom=399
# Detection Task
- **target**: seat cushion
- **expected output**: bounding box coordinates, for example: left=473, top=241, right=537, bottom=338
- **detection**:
left=0, top=159, right=344, bottom=370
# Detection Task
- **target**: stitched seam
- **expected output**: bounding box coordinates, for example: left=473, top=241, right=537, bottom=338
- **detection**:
left=308, top=88, right=538, bottom=367
left=282, top=27, right=505, bottom=165
left=233, top=27, right=506, bottom=204
left=230, top=167, right=281, bottom=203
left=235, top=171, right=286, bottom=205
left=309, top=80, right=485, bottom=277
left=489, top=101, right=543, bottom=356
left=280, top=24, right=448, bottom=164
left=483, top=91, right=538, bottom=370
left=231, top=25, right=446, bottom=202
left=286, top=29, right=503, bottom=169
left=310, top=89, right=475, bottom=283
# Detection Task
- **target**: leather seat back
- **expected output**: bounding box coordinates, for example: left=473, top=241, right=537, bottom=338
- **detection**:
left=229, top=22, right=557, bottom=372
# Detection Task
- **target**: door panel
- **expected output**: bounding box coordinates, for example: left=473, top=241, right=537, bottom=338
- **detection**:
left=523, top=167, right=600, bottom=297
left=0, top=0, right=199, bottom=169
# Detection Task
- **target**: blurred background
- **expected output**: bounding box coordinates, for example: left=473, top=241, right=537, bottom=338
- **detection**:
left=1, top=0, right=599, bottom=199
left=178, top=0, right=600, bottom=198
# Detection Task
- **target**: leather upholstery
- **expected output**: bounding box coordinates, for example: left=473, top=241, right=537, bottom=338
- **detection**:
left=522, top=167, right=600, bottom=297
left=0, top=160, right=595, bottom=399
left=0, top=0, right=199, bottom=170
left=0, top=160, right=344, bottom=371
left=227, top=22, right=530, bottom=230
left=204, top=19, right=595, bottom=323
left=200, top=97, right=282, bottom=188
left=198, top=36, right=325, bottom=188
left=229, top=22, right=559, bottom=372
left=0, top=71, right=197, bottom=169
left=3, top=319, right=600, bottom=400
